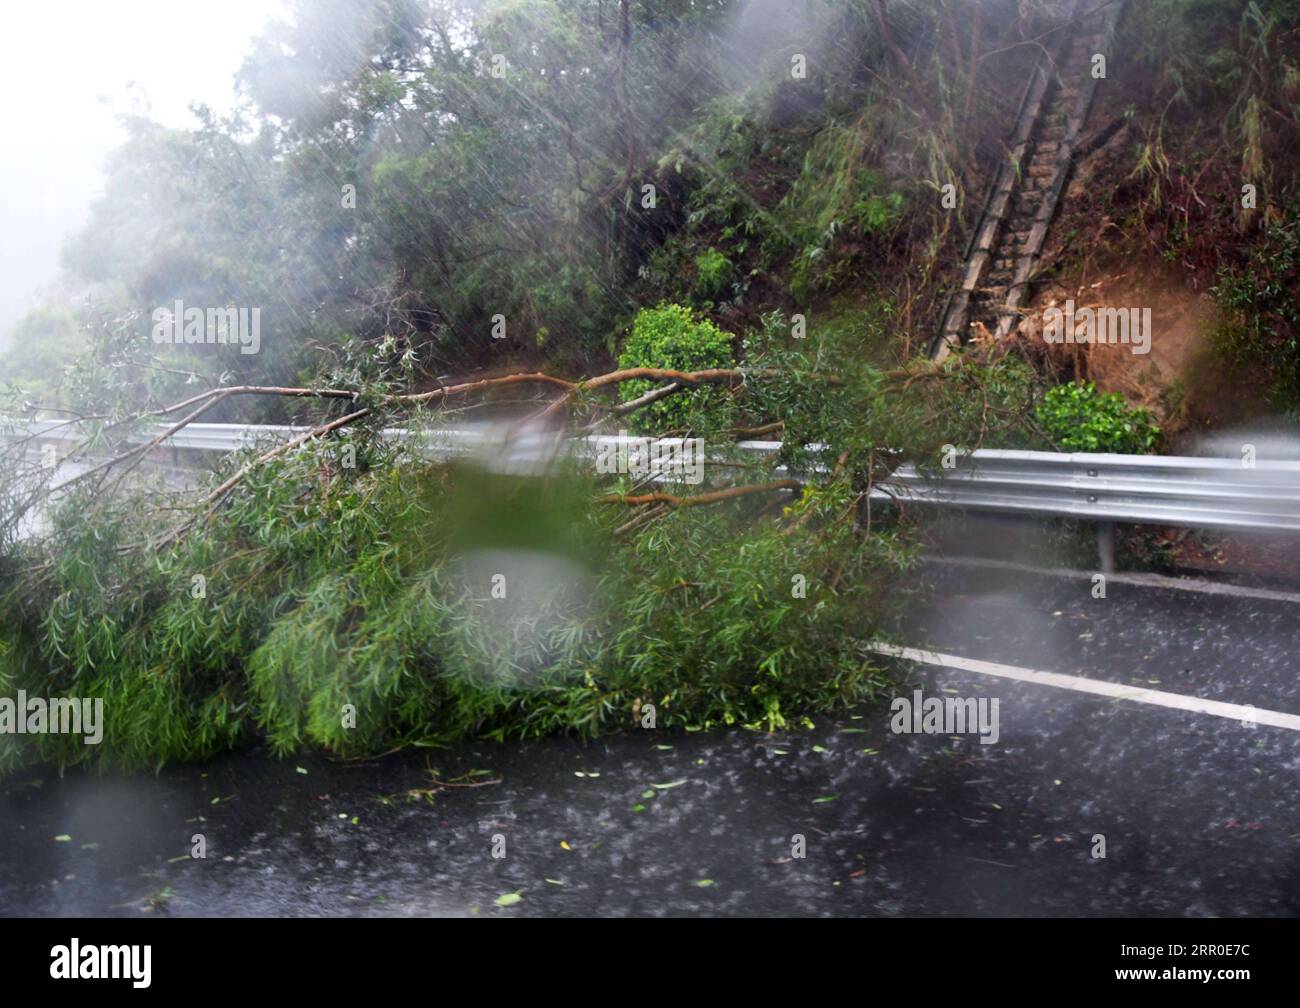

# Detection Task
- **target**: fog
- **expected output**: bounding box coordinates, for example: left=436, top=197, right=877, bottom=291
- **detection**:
left=0, top=0, right=286, bottom=340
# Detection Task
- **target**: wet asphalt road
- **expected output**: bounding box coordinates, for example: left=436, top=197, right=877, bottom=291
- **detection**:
left=1, top=562, right=1296, bottom=917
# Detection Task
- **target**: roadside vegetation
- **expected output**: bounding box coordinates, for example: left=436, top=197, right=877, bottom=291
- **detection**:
left=0, top=322, right=1044, bottom=770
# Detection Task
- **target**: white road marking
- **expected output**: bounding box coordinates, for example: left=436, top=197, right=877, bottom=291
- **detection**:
left=869, top=644, right=1300, bottom=732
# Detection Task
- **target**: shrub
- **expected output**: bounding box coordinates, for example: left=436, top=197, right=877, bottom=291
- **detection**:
left=616, top=304, right=734, bottom=432
left=0, top=306, right=84, bottom=407
left=692, top=248, right=734, bottom=301
left=1210, top=201, right=1300, bottom=414
left=1035, top=381, right=1160, bottom=454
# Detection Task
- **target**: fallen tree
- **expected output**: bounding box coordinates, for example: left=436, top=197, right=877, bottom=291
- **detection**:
left=0, top=331, right=1046, bottom=772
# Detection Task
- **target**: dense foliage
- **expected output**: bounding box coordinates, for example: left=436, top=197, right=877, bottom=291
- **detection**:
left=2, top=0, right=1070, bottom=419
left=1210, top=199, right=1300, bottom=417
left=0, top=322, right=1046, bottom=771
left=616, top=304, right=735, bottom=429
left=1035, top=381, right=1161, bottom=455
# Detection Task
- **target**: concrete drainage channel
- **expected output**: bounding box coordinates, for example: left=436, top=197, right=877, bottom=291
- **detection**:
left=933, top=0, right=1126, bottom=360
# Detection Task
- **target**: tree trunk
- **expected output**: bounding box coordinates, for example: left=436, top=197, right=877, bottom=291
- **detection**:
left=873, top=0, right=928, bottom=106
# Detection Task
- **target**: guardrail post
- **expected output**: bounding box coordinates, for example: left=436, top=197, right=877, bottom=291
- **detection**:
left=1097, top=522, right=1116, bottom=575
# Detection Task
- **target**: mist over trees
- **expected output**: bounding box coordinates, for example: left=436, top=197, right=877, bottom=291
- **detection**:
left=9, top=0, right=1034, bottom=414
left=4, top=0, right=1293, bottom=421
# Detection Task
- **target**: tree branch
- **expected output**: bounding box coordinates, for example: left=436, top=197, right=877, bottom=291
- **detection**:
left=600, top=479, right=801, bottom=509
left=149, top=406, right=373, bottom=551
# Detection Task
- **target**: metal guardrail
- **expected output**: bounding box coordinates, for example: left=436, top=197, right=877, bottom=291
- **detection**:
left=6, top=420, right=1299, bottom=543
left=881, top=450, right=1300, bottom=533
left=5, top=419, right=378, bottom=452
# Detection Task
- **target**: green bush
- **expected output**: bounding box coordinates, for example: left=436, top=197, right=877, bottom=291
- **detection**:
left=616, top=304, right=734, bottom=432
left=0, top=306, right=84, bottom=407
left=1035, top=381, right=1160, bottom=454
left=692, top=248, right=734, bottom=301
